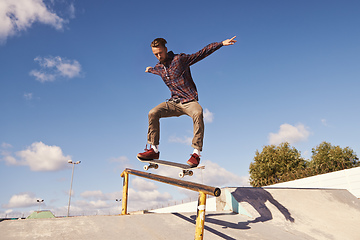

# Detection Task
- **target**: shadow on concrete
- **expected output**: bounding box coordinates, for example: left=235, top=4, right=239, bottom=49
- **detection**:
left=198, top=213, right=251, bottom=230
left=172, top=213, right=238, bottom=240
left=173, top=188, right=294, bottom=238
left=174, top=188, right=295, bottom=236
left=232, top=188, right=294, bottom=224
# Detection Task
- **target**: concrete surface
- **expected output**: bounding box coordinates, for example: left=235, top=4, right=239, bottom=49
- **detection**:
left=1, top=188, right=360, bottom=240
left=150, top=197, right=217, bottom=213
left=270, top=166, right=360, bottom=198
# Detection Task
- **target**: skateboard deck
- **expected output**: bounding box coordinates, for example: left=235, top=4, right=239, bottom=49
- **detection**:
left=137, top=157, right=205, bottom=178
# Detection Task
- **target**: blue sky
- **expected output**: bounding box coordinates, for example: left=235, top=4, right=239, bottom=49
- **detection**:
left=1, top=0, right=360, bottom=217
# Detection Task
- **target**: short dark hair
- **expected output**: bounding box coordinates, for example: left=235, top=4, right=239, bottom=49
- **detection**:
left=151, top=38, right=167, bottom=48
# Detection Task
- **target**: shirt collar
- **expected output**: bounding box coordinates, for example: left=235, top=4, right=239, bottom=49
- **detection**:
left=160, top=51, right=175, bottom=66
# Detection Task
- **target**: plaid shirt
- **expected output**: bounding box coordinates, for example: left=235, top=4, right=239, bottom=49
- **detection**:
left=148, top=42, right=223, bottom=103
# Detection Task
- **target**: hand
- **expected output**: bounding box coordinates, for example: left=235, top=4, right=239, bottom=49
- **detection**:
left=222, top=36, right=237, bottom=46
left=145, top=66, right=152, bottom=72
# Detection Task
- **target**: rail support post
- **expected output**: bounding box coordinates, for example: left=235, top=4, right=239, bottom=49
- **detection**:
left=121, top=171, right=129, bottom=215
left=195, top=191, right=207, bottom=240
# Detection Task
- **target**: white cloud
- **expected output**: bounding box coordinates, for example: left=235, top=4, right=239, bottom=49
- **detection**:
left=56, top=60, right=81, bottom=78
left=156, top=160, right=250, bottom=188
left=128, top=188, right=172, bottom=210
left=78, top=188, right=171, bottom=213
left=198, top=160, right=250, bottom=187
left=109, top=156, right=129, bottom=164
left=0, top=0, right=67, bottom=43
left=74, top=200, right=109, bottom=209
left=68, top=3, right=76, bottom=19
left=168, top=135, right=192, bottom=145
left=23, top=92, right=33, bottom=100
left=80, top=185, right=165, bottom=205
left=5, top=209, right=13, bottom=214
left=81, top=190, right=106, bottom=200
left=70, top=189, right=172, bottom=214
left=0, top=143, right=14, bottom=163
left=30, top=56, right=82, bottom=82
left=2, top=192, right=39, bottom=208
left=203, top=108, right=214, bottom=123
left=1, top=142, right=12, bottom=149
left=321, top=119, right=329, bottom=127
left=1, top=141, right=71, bottom=171
left=2, top=154, right=17, bottom=165
left=268, top=123, right=310, bottom=145
left=131, top=177, right=158, bottom=192
left=80, top=190, right=122, bottom=201
left=29, top=70, right=56, bottom=82
left=109, top=156, right=134, bottom=173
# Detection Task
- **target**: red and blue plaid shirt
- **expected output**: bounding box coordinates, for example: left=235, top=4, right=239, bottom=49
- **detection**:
left=148, top=42, right=223, bottom=103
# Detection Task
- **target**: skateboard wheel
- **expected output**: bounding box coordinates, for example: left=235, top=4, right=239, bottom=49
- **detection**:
left=189, top=171, right=193, bottom=176
left=154, top=164, right=159, bottom=169
left=144, top=165, right=149, bottom=171
left=179, top=172, right=184, bottom=178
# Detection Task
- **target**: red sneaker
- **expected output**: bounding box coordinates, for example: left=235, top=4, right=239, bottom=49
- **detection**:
left=187, top=153, right=200, bottom=167
left=137, top=147, right=159, bottom=160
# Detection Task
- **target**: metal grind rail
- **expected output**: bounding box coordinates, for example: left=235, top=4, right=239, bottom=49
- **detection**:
left=120, top=168, right=221, bottom=240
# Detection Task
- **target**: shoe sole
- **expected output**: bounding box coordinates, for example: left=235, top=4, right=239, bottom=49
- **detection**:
left=187, top=161, right=198, bottom=167
left=137, top=155, right=159, bottom=161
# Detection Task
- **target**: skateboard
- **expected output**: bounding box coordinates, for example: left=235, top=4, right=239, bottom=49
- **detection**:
left=137, top=157, right=205, bottom=178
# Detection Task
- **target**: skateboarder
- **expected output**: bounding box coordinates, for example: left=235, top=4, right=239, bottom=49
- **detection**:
left=137, top=36, right=237, bottom=167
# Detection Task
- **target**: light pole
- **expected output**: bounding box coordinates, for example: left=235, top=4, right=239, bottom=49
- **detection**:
left=37, top=199, right=44, bottom=211
left=67, top=160, right=81, bottom=217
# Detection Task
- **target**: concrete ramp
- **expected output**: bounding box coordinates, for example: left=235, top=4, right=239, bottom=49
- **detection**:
left=1, top=188, right=360, bottom=239
left=217, top=187, right=360, bottom=240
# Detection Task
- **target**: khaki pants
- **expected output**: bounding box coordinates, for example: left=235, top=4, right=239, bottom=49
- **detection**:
left=147, top=100, right=204, bottom=151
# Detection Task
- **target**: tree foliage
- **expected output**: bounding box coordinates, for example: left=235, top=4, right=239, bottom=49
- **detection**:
left=309, top=141, right=359, bottom=174
left=249, top=142, right=307, bottom=187
left=249, top=141, right=359, bottom=187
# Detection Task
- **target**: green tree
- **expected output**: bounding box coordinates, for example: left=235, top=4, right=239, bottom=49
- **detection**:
left=249, top=142, right=307, bottom=187
left=309, top=141, right=359, bottom=174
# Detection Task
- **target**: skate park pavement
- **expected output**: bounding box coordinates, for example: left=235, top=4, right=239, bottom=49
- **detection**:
left=1, top=187, right=360, bottom=240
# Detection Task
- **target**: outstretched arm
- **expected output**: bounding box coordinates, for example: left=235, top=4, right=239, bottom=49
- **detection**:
left=222, top=36, right=237, bottom=46
left=145, top=65, right=161, bottom=76
left=185, top=36, right=237, bottom=66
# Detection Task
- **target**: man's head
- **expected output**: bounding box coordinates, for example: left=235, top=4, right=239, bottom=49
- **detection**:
left=151, top=38, right=168, bottom=63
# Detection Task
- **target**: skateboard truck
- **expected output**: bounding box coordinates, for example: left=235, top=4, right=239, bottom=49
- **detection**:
left=143, top=163, right=158, bottom=171
left=179, top=169, right=194, bottom=178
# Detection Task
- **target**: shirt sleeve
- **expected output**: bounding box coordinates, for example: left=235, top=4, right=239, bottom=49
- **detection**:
left=147, top=64, right=162, bottom=76
left=184, top=42, right=223, bottom=66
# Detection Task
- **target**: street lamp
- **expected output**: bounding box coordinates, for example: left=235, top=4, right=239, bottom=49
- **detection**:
left=37, top=199, right=44, bottom=211
left=116, top=199, right=122, bottom=215
left=67, top=160, right=81, bottom=217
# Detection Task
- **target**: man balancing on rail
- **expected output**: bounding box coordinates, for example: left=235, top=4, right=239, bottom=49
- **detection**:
left=137, top=36, right=237, bottom=167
